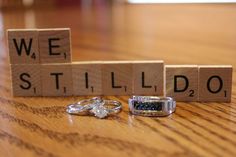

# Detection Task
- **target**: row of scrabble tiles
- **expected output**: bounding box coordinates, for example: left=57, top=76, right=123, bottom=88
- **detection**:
left=10, top=61, right=233, bottom=102
left=7, top=28, right=71, bottom=64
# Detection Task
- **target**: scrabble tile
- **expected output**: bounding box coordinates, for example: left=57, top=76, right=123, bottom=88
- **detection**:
left=165, top=65, right=198, bottom=101
left=132, top=60, right=164, bottom=95
left=8, top=29, right=39, bottom=64
left=39, top=28, right=71, bottom=63
left=41, top=64, right=73, bottom=96
left=11, top=64, right=41, bottom=96
left=72, top=61, right=103, bottom=95
left=199, top=65, right=232, bottom=102
left=102, top=61, right=132, bottom=95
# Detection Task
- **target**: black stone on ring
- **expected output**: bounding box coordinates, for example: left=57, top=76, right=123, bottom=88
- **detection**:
left=128, top=96, right=176, bottom=117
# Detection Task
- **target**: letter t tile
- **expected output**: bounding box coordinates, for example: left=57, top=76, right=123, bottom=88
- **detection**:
left=41, top=64, right=73, bottom=96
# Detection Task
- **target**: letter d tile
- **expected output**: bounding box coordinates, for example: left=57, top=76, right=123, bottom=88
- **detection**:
left=165, top=65, right=198, bottom=101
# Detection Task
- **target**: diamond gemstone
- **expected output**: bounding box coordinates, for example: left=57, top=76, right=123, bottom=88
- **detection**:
left=67, top=105, right=84, bottom=114
left=91, top=105, right=108, bottom=119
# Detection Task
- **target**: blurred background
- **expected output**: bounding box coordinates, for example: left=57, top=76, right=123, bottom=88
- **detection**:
left=0, top=0, right=236, bottom=64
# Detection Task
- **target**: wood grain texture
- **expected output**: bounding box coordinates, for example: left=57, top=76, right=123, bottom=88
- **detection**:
left=1, top=2, right=236, bottom=157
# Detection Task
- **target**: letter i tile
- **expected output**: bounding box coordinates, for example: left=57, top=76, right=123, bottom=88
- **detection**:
left=165, top=65, right=198, bottom=101
left=72, top=61, right=103, bottom=95
left=41, top=64, right=73, bottom=96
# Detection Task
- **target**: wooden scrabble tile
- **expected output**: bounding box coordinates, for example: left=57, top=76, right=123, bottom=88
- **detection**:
left=198, top=65, right=232, bottom=102
left=165, top=65, right=198, bottom=101
left=39, top=28, right=71, bottom=63
left=41, top=64, right=73, bottom=96
left=11, top=64, right=41, bottom=96
left=72, top=61, right=103, bottom=95
left=102, top=61, right=132, bottom=95
left=132, top=60, right=164, bottom=95
left=8, top=29, right=39, bottom=64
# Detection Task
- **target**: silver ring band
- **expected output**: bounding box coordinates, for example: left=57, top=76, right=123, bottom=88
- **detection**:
left=102, top=100, right=122, bottom=113
left=66, top=97, right=103, bottom=115
left=66, top=97, right=122, bottom=118
left=128, top=96, right=176, bottom=117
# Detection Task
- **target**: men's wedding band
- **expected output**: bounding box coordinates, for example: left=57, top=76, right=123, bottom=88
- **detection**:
left=128, top=96, right=176, bottom=117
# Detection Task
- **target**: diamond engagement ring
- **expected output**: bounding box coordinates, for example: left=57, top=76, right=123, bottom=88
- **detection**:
left=66, top=97, right=122, bottom=119
left=66, top=97, right=103, bottom=115
left=128, top=96, right=176, bottom=117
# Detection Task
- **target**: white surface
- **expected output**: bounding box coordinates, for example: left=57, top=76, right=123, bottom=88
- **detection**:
left=128, top=0, right=236, bottom=3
